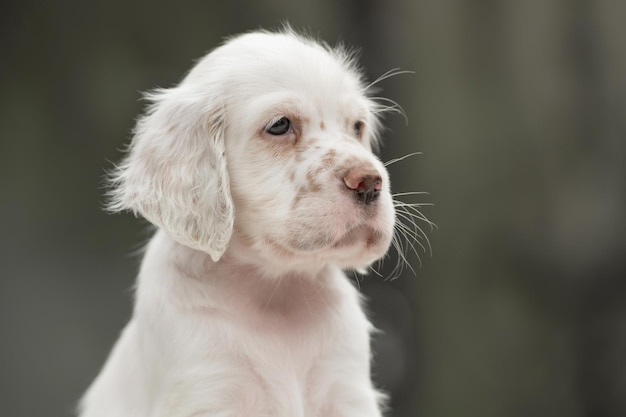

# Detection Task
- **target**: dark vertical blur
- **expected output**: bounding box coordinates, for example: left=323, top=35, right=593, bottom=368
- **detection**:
left=1, top=1, right=624, bottom=416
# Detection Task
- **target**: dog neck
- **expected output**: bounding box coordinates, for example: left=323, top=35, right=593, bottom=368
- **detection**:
left=136, top=229, right=351, bottom=332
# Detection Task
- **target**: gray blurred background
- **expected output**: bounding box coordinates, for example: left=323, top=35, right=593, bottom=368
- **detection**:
left=1, top=1, right=625, bottom=416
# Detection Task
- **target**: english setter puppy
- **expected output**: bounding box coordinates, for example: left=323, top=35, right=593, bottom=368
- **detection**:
left=79, top=29, right=402, bottom=417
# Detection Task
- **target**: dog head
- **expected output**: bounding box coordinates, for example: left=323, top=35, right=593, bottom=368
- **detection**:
left=108, top=29, right=396, bottom=274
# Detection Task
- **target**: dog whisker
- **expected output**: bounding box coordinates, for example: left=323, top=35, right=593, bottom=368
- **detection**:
left=397, top=206, right=434, bottom=255
left=367, top=263, right=384, bottom=278
left=393, top=201, right=437, bottom=231
left=383, top=152, right=422, bottom=167
left=364, top=68, right=415, bottom=91
left=391, top=191, right=431, bottom=198
left=394, top=213, right=427, bottom=252
left=371, top=191, right=435, bottom=280
left=370, top=96, right=409, bottom=125
left=388, top=231, right=416, bottom=280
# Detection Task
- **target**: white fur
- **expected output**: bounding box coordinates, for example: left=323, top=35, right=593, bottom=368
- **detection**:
left=79, top=29, right=396, bottom=417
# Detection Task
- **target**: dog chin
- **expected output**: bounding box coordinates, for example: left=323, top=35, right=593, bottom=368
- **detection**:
left=248, top=227, right=388, bottom=270
left=334, top=225, right=384, bottom=249
left=322, top=225, right=392, bottom=268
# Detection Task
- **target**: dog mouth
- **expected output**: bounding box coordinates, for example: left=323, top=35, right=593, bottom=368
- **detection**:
left=286, top=224, right=385, bottom=253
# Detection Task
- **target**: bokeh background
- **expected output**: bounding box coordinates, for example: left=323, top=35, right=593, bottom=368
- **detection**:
left=1, top=1, right=625, bottom=416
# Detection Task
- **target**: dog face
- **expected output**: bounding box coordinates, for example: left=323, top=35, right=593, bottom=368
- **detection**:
left=108, top=30, right=395, bottom=273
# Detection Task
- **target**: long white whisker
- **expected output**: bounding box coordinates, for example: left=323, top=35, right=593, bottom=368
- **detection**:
left=392, top=191, right=431, bottom=198
left=394, top=202, right=436, bottom=225
left=397, top=208, right=433, bottom=254
left=390, top=232, right=415, bottom=279
left=394, top=201, right=437, bottom=232
left=349, top=270, right=363, bottom=290
left=392, top=198, right=432, bottom=204
left=370, top=97, right=408, bottom=124
left=388, top=233, right=408, bottom=279
left=365, top=68, right=415, bottom=91
left=384, top=152, right=422, bottom=167
left=368, top=265, right=384, bottom=278
left=394, top=202, right=432, bottom=225
left=368, top=188, right=436, bottom=280
left=395, top=210, right=428, bottom=249
left=394, top=218, right=425, bottom=260
left=395, top=236, right=416, bottom=276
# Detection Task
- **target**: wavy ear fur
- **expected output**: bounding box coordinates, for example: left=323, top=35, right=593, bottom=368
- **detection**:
left=107, top=86, right=233, bottom=262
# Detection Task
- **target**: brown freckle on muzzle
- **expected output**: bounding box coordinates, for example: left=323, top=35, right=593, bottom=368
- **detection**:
left=292, top=143, right=305, bottom=163
left=291, top=189, right=305, bottom=209
left=321, top=149, right=337, bottom=169
left=306, top=171, right=322, bottom=193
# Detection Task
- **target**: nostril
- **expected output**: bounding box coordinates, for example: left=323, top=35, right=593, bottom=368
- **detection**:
left=343, top=168, right=383, bottom=205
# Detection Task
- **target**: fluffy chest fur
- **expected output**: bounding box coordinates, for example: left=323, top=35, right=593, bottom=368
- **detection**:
left=124, top=231, right=376, bottom=417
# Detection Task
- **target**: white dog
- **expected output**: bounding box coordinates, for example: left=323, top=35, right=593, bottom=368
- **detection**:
left=79, top=29, right=398, bottom=417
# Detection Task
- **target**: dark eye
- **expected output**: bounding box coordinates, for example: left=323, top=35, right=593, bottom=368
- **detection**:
left=266, top=117, right=291, bottom=135
left=353, top=121, right=364, bottom=137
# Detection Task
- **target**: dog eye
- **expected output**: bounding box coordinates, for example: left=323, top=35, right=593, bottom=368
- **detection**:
left=353, top=121, right=364, bottom=137
left=266, top=117, right=291, bottom=135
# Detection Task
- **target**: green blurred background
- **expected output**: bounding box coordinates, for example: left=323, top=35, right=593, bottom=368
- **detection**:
left=1, top=1, right=625, bottom=416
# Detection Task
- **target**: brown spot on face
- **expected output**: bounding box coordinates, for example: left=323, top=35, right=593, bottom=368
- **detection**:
left=300, top=115, right=311, bottom=126
left=312, top=165, right=324, bottom=177
left=306, top=170, right=322, bottom=193
left=320, top=121, right=325, bottom=130
left=291, top=190, right=305, bottom=209
left=320, top=149, right=337, bottom=169
left=288, top=170, right=296, bottom=183
left=310, top=182, right=321, bottom=193
left=293, top=136, right=310, bottom=162
left=295, top=136, right=312, bottom=153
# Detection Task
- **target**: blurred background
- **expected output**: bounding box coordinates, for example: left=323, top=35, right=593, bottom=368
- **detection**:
left=1, top=1, right=625, bottom=416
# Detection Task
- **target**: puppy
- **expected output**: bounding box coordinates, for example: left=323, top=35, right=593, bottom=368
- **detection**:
left=79, top=29, right=397, bottom=417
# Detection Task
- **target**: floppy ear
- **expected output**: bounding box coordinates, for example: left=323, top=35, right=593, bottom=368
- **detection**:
left=107, top=87, right=233, bottom=262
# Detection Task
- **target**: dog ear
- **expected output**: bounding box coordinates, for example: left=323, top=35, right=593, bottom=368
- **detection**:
left=107, top=86, right=233, bottom=262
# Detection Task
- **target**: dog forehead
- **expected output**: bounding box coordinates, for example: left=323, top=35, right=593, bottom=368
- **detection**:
left=224, top=31, right=339, bottom=66
left=212, top=32, right=363, bottom=93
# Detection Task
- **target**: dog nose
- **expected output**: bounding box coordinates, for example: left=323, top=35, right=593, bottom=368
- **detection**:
left=343, top=167, right=382, bottom=205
